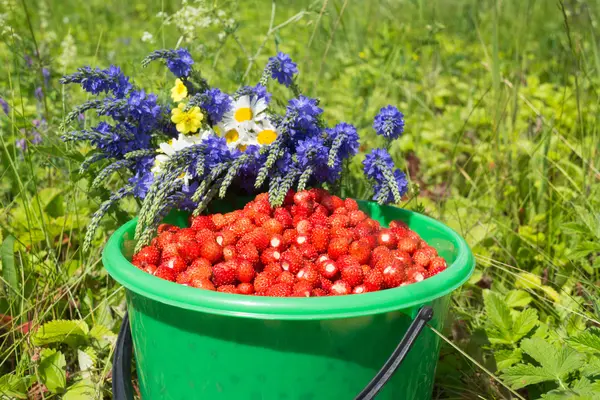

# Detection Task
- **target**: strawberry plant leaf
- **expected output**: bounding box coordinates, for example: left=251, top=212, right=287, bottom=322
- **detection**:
left=505, top=290, right=533, bottom=308
left=495, top=348, right=523, bottom=371
left=520, top=338, right=559, bottom=372
left=31, top=319, right=89, bottom=348
left=0, top=373, right=31, bottom=399
left=483, top=290, right=513, bottom=338
left=512, top=308, right=538, bottom=341
left=63, top=379, right=96, bottom=400
left=38, top=349, right=66, bottom=393
left=567, top=328, right=600, bottom=355
left=501, top=364, right=556, bottom=389
left=556, top=347, right=586, bottom=377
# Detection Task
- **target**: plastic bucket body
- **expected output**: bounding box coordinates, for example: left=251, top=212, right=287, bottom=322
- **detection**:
left=103, top=202, right=475, bottom=400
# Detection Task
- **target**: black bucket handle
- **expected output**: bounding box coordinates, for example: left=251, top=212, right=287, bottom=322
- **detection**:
left=112, top=306, right=433, bottom=400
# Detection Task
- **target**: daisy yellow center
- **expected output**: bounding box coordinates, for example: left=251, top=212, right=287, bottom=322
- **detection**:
left=234, top=107, right=253, bottom=123
left=171, top=104, right=204, bottom=134
left=224, top=129, right=239, bottom=144
left=257, top=129, right=277, bottom=145
left=170, top=79, right=188, bottom=102
left=238, top=144, right=248, bottom=152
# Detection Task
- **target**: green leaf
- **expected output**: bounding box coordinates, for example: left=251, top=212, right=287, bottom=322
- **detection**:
left=89, top=324, right=117, bottom=349
left=521, top=338, right=585, bottom=380
left=78, top=347, right=97, bottom=372
left=495, top=348, right=523, bottom=371
left=505, top=290, right=533, bottom=308
left=502, top=364, right=555, bottom=389
left=39, top=348, right=66, bottom=393
left=63, top=379, right=97, bottom=400
left=483, top=290, right=513, bottom=336
left=567, top=328, right=600, bottom=355
left=31, top=319, right=89, bottom=347
left=512, top=308, right=538, bottom=340
left=581, top=356, right=600, bottom=377
left=556, top=347, right=586, bottom=376
left=0, top=373, right=30, bottom=399
left=1, top=235, right=19, bottom=301
left=515, top=272, right=542, bottom=290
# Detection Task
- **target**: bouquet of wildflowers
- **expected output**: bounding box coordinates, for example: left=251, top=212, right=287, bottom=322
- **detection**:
left=61, top=49, right=409, bottom=251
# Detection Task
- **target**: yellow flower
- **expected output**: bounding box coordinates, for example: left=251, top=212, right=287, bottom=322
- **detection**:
left=170, top=79, right=188, bottom=102
left=171, top=103, right=204, bottom=134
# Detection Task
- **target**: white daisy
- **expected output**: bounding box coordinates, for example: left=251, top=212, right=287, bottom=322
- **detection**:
left=222, top=95, right=268, bottom=137
left=151, top=131, right=212, bottom=184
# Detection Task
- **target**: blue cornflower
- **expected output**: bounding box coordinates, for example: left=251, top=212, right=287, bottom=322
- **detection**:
left=129, top=157, right=155, bottom=198
left=0, top=97, right=9, bottom=115
left=363, top=148, right=395, bottom=182
left=326, top=122, right=359, bottom=159
left=127, top=90, right=162, bottom=130
left=166, top=48, right=194, bottom=78
left=373, top=105, right=405, bottom=140
left=373, top=170, right=408, bottom=203
left=16, top=138, right=27, bottom=151
left=106, top=66, right=132, bottom=98
left=202, top=135, right=232, bottom=169
left=285, top=95, right=323, bottom=137
left=201, top=88, right=232, bottom=123
left=268, top=52, right=298, bottom=87
left=42, top=68, right=50, bottom=85
left=35, top=87, right=43, bottom=101
left=62, top=65, right=132, bottom=98
left=296, top=136, right=339, bottom=182
left=237, top=84, right=272, bottom=104
left=363, top=148, right=408, bottom=203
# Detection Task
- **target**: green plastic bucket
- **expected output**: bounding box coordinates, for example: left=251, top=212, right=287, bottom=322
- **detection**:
left=103, top=201, right=474, bottom=400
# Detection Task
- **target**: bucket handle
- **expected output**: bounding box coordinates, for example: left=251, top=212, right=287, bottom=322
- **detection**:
left=112, top=306, right=433, bottom=400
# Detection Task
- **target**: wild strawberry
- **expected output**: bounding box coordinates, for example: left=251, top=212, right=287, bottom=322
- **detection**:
left=330, top=280, right=352, bottom=295
left=362, top=235, right=377, bottom=249
left=211, top=213, right=227, bottom=230
left=428, top=257, right=447, bottom=274
left=364, top=269, right=384, bottom=291
left=250, top=198, right=272, bottom=215
left=319, top=277, right=333, bottom=292
left=348, top=210, right=368, bottom=226
left=422, top=246, right=438, bottom=258
left=292, top=281, right=313, bottom=297
left=344, top=198, right=359, bottom=211
left=177, top=241, right=203, bottom=263
left=290, top=203, right=312, bottom=219
left=364, top=218, right=380, bottom=231
left=337, top=255, right=361, bottom=271
left=318, top=259, right=339, bottom=280
left=261, top=247, right=281, bottom=265
left=158, top=224, right=178, bottom=234
left=254, top=192, right=270, bottom=203
left=265, top=283, right=293, bottom=297
left=189, top=277, right=216, bottom=290
left=215, top=230, right=236, bottom=247
left=293, top=190, right=312, bottom=205
left=190, top=215, right=217, bottom=231
left=308, top=188, right=328, bottom=202
left=355, top=220, right=376, bottom=234
left=311, top=288, right=327, bottom=297
left=331, top=228, right=354, bottom=243
left=333, top=207, right=348, bottom=215
left=236, top=259, right=256, bottom=283
left=313, top=204, right=330, bottom=216
left=298, top=243, right=318, bottom=260
left=176, top=228, right=197, bottom=243
left=262, top=218, right=284, bottom=235
left=328, top=237, right=349, bottom=260
left=370, top=246, right=392, bottom=268
left=349, top=240, right=371, bottom=264
left=282, top=229, right=298, bottom=247
left=188, top=258, right=213, bottom=280
left=245, top=228, right=270, bottom=251
left=176, top=270, right=192, bottom=284
left=138, top=263, right=157, bottom=275
left=283, top=189, right=296, bottom=206
left=295, top=220, right=312, bottom=235
left=391, top=225, right=409, bottom=239
left=263, top=262, right=283, bottom=276
left=418, top=240, right=428, bottom=249
left=231, top=217, right=254, bottom=237
left=237, top=243, right=259, bottom=265
left=361, top=264, right=371, bottom=275
left=237, top=283, right=254, bottom=295
left=218, top=285, right=239, bottom=294
left=254, top=272, right=276, bottom=293
left=269, top=234, right=285, bottom=250
left=159, top=257, right=187, bottom=273
left=222, top=245, right=236, bottom=261
left=377, top=229, right=398, bottom=249
left=297, top=266, right=319, bottom=287
left=201, top=240, right=223, bottom=263
left=273, top=208, right=293, bottom=228
left=329, top=214, right=350, bottom=229
left=397, top=237, right=418, bottom=254
left=373, top=253, right=396, bottom=271
left=391, top=250, right=412, bottom=267
left=309, top=212, right=329, bottom=228
left=310, top=227, right=330, bottom=253
left=405, top=266, right=426, bottom=283
left=352, top=285, right=369, bottom=294
left=324, top=195, right=345, bottom=212
left=250, top=212, right=269, bottom=227
left=382, top=263, right=405, bottom=288
left=133, top=246, right=161, bottom=266
left=212, top=262, right=237, bottom=286
left=154, top=266, right=177, bottom=282
left=407, top=230, right=421, bottom=241
left=280, top=248, right=304, bottom=274
left=342, top=265, right=364, bottom=287
left=278, top=270, right=296, bottom=285
left=161, top=243, right=180, bottom=260
left=317, top=254, right=330, bottom=263
left=296, top=234, right=309, bottom=245
left=413, top=248, right=433, bottom=268
left=389, top=220, right=408, bottom=230
left=194, top=228, right=215, bottom=245
left=353, top=224, right=373, bottom=241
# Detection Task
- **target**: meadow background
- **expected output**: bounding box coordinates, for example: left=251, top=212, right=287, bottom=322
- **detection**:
left=1, top=0, right=599, bottom=398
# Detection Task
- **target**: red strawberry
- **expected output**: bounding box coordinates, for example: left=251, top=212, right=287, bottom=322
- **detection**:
left=282, top=229, right=298, bottom=247
left=278, top=271, right=296, bottom=285
left=295, top=220, right=312, bottom=235
left=310, top=227, right=330, bottom=253
left=328, top=237, right=349, bottom=260
left=158, top=224, right=178, bottom=234
left=194, top=228, right=215, bottom=245
left=254, top=272, right=276, bottom=293
left=296, top=266, right=319, bottom=287
left=188, top=258, right=213, bottom=280
left=364, top=269, right=384, bottom=291
left=337, top=255, right=360, bottom=271
left=311, top=288, right=327, bottom=297
left=201, top=240, right=223, bottom=263
left=159, top=256, right=187, bottom=273
left=237, top=243, right=259, bottom=265
left=331, top=228, right=354, bottom=242
left=428, top=257, right=447, bottom=275
left=422, top=246, right=438, bottom=258
left=177, top=240, right=203, bottom=263
left=370, top=246, right=392, bottom=268
left=283, top=189, right=296, bottom=206
left=263, top=262, right=283, bottom=276
left=309, top=212, right=329, bottom=228
left=317, top=254, right=330, bottom=263
left=244, top=228, right=270, bottom=251
left=290, top=203, right=313, bottom=220
left=211, top=213, right=227, bottom=230
left=348, top=210, right=367, bottom=226
left=231, top=217, right=255, bottom=237
left=405, top=266, right=427, bottom=283
left=190, top=215, right=217, bottom=231
left=215, top=230, right=236, bottom=246
left=261, top=248, right=281, bottom=265
left=265, top=283, right=293, bottom=297
left=325, top=195, right=345, bottom=212
left=355, top=220, right=377, bottom=234
left=318, top=259, right=339, bottom=280
left=161, top=242, right=180, bottom=260
left=237, top=283, right=254, bottom=295
left=273, top=208, right=293, bottom=228
left=156, top=231, right=175, bottom=249
left=412, top=248, right=433, bottom=268
left=391, top=250, right=412, bottom=267
left=298, top=243, right=318, bottom=260
left=262, top=218, right=283, bottom=235
left=293, top=190, right=312, bottom=204
left=389, top=220, right=408, bottom=230
left=361, top=264, right=372, bottom=275
left=349, top=240, right=371, bottom=264
left=138, top=263, right=157, bottom=275
left=407, top=230, right=421, bottom=241
left=222, top=245, right=236, bottom=261
left=364, top=218, right=380, bottom=231
left=333, top=207, right=348, bottom=215
left=212, top=262, right=237, bottom=286
left=250, top=198, right=272, bottom=215
left=319, top=277, right=333, bottom=292
left=254, top=192, right=270, bottom=203
left=292, top=281, right=313, bottom=297
left=189, top=277, right=215, bottom=290
left=382, top=263, right=405, bottom=288
left=374, top=253, right=395, bottom=271
left=154, top=266, right=177, bottom=282
left=330, top=280, right=351, bottom=295
left=313, top=204, right=330, bottom=216
left=296, top=234, right=309, bottom=245
left=341, top=265, right=364, bottom=287
left=362, top=235, right=377, bottom=249
left=218, top=285, right=239, bottom=294
left=418, top=240, right=428, bottom=249
left=377, top=229, right=398, bottom=249
left=353, top=224, right=372, bottom=241
left=329, top=214, right=350, bottom=229
left=308, top=188, right=328, bottom=202
left=251, top=212, right=270, bottom=227
left=176, top=228, right=197, bottom=243
left=269, top=234, right=285, bottom=250
left=397, top=237, right=418, bottom=254
left=133, top=246, right=161, bottom=266
left=236, top=259, right=256, bottom=283
left=344, top=198, right=359, bottom=211
left=280, top=248, right=304, bottom=274
left=352, top=285, right=369, bottom=294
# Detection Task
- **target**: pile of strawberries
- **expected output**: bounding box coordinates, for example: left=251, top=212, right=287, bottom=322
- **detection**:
left=131, top=189, right=448, bottom=297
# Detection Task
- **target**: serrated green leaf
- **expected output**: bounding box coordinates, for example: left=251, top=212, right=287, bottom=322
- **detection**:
left=513, top=308, right=538, bottom=340
left=567, top=328, right=600, bottom=355
left=78, top=347, right=97, bottom=372
left=556, top=346, right=585, bottom=376
left=502, top=364, right=555, bottom=389
left=31, top=319, right=89, bottom=347
left=521, top=338, right=559, bottom=372
left=63, top=379, right=97, bottom=400
left=0, top=373, right=30, bottom=399
left=495, top=348, right=523, bottom=371
left=39, top=348, right=66, bottom=393
left=89, top=324, right=116, bottom=348
left=581, top=356, right=600, bottom=377
left=505, top=290, right=533, bottom=308
left=483, top=290, right=513, bottom=337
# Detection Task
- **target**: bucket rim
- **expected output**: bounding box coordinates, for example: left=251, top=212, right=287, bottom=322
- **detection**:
left=102, top=202, right=475, bottom=320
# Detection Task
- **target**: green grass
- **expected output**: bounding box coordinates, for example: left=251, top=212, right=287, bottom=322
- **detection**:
left=1, top=0, right=599, bottom=398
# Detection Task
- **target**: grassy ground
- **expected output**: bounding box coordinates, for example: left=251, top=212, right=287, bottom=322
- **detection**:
left=1, top=0, right=599, bottom=398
